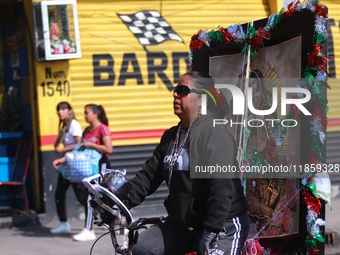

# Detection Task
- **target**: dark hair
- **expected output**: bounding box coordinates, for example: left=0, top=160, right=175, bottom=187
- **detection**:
left=249, top=69, right=272, bottom=110
left=183, top=71, right=229, bottom=118
left=250, top=69, right=265, bottom=92
left=85, top=104, right=109, bottom=126
left=56, top=101, right=76, bottom=133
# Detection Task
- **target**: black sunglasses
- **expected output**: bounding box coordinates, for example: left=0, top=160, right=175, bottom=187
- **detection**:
left=173, top=85, right=202, bottom=95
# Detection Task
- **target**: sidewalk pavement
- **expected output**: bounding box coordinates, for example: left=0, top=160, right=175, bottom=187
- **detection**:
left=0, top=203, right=167, bottom=255
left=0, top=187, right=339, bottom=255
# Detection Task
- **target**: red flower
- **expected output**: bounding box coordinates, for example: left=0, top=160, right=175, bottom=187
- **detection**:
left=245, top=27, right=270, bottom=52
left=315, top=3, right=328, bottom=18
left=307, top=45, right=328, bottom=73
left=311, top=247, right=319, bottom=255
left=219, top=27, right=233, bottom=44
left=282, top=1, right=300, bottom=18
left=245, top=37, right=255, bottom=50
left=190, top=31, right=204, bottom=51
left=302, top=190, right=321, bottom=215
left=185, top=252, right=197, bottom=255
left=257, top=27, right=270, bottom=40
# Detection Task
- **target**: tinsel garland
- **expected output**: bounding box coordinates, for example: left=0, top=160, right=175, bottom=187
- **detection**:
left=189, top=1, right=329, bottom=254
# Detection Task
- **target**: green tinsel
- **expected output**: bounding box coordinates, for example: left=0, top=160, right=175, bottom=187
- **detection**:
left=318, top=100, right=328, bottom=114
left=241, top=44, right=258, bottom=56
left=241, top=44, right=248, bottom=54
left=305, top=236, right=317, bottom=248
left=323, top=104, right=329, bottom=114
left=311, top=139, right=323, bottom=159
left=273, top=8, right=284, bottom=27
left=311, top=86, right=321, bottom=96
left=315, top=233, right=325, bottom=243
left=303, top=71, right=316, bottom=86
left=315, top=32, right=325, bottom=45
left=302, top=74, right=313, bottom=86
left=208, top=30, right=223, bottom=42
left=250, top=49, right=258, bottom=56
left=304, top=66, right=319, bottom=75
left=307, top=183, right=317, bottom=196
left=246, top=26, right=255, bottom=38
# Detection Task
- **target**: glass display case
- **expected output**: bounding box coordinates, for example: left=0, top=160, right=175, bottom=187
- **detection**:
left=33, top=0, right=81, bottom=61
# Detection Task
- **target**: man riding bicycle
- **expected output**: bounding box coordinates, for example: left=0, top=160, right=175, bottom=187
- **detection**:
left=122, top=72, right=250, bottom=255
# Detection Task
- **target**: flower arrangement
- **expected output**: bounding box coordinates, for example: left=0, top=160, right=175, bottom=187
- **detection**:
left=189, top=0, right=329, bottom=254
left=49, top=19, right=77, bottom=55
left=50, top=38, right=77, bottom=55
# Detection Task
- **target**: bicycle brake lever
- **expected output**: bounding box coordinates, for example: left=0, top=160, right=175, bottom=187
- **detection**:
left=129, top=216, right=165, bottom=230
left=129, top=219, right=146, bottom=230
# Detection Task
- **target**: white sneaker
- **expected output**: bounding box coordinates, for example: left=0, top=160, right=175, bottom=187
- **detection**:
left=72, top=228, right=96, bottom=241
left=50, top=222, right=71, bottom=234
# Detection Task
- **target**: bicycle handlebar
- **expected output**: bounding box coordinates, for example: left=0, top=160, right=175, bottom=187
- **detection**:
left=129, top=216, right=166, bottom=230
left=82, top=174, right=133, bottom=226
left=83, top=171, right=166, bottom=255
left=138, top=216, right=166, bottom=225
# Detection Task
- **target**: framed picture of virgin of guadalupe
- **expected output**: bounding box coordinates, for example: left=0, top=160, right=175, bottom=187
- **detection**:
left=189, top=4, right=328, bottom=255
left=209, top=38, right=302, bottom=239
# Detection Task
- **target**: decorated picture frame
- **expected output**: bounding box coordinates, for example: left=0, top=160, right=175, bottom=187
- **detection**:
left=190, top=1, right=328, bottom=254
left=33, top=0, right=81, bottom=61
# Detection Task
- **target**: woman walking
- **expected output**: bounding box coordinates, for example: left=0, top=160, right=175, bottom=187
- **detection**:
left=50, top=101, right=83, bottom=235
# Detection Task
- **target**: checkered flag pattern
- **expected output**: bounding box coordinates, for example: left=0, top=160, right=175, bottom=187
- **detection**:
left=118, top=10, right=183, bottom=46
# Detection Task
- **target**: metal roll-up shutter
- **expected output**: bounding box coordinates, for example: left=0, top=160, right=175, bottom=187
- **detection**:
left=326, top=131, right=340, bottom=183
left=108, top=144, right=168, bottom=205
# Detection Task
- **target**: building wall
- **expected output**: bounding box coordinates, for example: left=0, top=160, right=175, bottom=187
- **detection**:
left=33, top=0, right=270, bottom=216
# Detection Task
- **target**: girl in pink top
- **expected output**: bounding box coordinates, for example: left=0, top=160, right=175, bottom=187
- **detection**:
left=73, top=104, right=113, bottom=241
left=82, top=104, right=112, bottom=164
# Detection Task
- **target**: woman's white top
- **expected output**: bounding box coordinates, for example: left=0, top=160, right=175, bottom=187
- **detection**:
left=63, top=119, right=82, bottom=147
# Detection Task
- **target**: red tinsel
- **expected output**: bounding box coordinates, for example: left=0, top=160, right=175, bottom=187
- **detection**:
left=185, top=252, right=197, bottom=255
left=302, top=190, right=322, bottom=215
left=314, top=44, right=323, bottom=56
left=246, top=37, right=260, bottom=51
left=190, top=31, right=204, bottom=51
left=282, top=1, right=300, bottom=18
left=315, top=3, right=328, bottom=18
left=257, top=27, right=270, bottom=40
left=265, top=139, right=278, bottom=164
left=307, top=45, right=327, bottom=73
left=311, top=247, right=320, bottom=255
left=246, top=36, right=258, bottom=49
left=245, top=27, right=270, bottom=51
left=218, top=27, right=233, bottom=43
